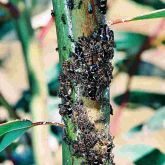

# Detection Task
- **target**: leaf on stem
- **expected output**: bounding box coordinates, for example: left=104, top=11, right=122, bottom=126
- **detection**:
left=110, top=9, right=165, bottom=25
left=0, top=120, right=32, bottom=152
left=0, top=120, right=64, bottom=152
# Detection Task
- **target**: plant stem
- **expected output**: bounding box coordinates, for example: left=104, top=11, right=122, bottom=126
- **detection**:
left=9, top=1, right=53, bottom=164
left=0, top=92, right=18, bottom=119
left=52, top=0, right=114, bottom=164
left=32, top=121, right=64, bottom=127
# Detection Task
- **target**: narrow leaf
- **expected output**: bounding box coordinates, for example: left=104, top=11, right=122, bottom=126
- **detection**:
left=0, top=120, right=32, bottom=136
left=0, top=120, right=32, bottom=152
left=115, top=32, right=147, bottom=55
left=116, top=144, right=165, bottom=165
left=146, top=106, right=165, bottom=131
left=110, top=9, right=165, bottom=25
left=113, top=90, right=165, bottom=109
left=116, top=59, right=165, bottom=78
left=130, top=9, right=165, bottom=21
left=0, top=128, right=30, bottom=152
left=124, top=124, right=143, bottom=138
left=0, top=119, right=64, bottom=152
left=116, top=144, right=154, bottom=161
left=129, top=0, right=165, bottom=10
left=135, top=149, right=165, bottom=165
left=125, top=106, right=165, bottom=138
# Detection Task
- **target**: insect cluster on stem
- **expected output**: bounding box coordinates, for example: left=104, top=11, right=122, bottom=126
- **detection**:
left=58, top=23, right=115, bottom=164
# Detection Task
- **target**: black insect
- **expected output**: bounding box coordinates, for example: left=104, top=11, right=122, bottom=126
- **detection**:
left=55, top=47, right=59, bottom=51
left=51, top=10, right=55, bottom=17
left=107, top=143, right=112, bottom=153
left=67, top=108, right=73, bottom=117
left=67, top=0, right=74, bottom=10
left=84, top=53, right=93, bottom=65
left=78, top=0, right=83, bottom=9
left=63, top=46, right=67, bottom=51
left=97, top=0, right=107, bottom=14
left=68, top=35, right=74, bottom=42
left=88, top=3, right=93, bottom=14
left=109, top=103, right=113, bottom=115
left=90, top=64, right=99, bottom=73
left=61, top=14, right=66, bottom=24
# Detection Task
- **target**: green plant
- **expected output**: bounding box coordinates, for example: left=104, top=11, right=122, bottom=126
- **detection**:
left=0, top=0, right=165, bottom=165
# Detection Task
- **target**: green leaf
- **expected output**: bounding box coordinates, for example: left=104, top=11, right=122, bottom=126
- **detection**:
left=130, top=0, right=165, bottom=10
left=115, top=32, right=147, bottom=55
left=117, top=144, right=154, bottom=161
left=125, top=106, right=165, bottom=138
left=135, top=149, right=165, bottom=165
left=113, top=90, right=165, bottom=109
left=124, top=124, right=143, bottom=138
left=116, top=59, right=165, bottom=78
left=116, top=144, right=165, bottom=165
left=0, top=21, right=14, bottom=39
left=129, top=9, right=165, bottom=21
left=0, top=120, right=32, bottom=152
left=145, top=106, right=165, bottom=131
left=113, top=9, right=165, bottom=25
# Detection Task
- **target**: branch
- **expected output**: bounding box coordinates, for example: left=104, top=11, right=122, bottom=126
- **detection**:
left=32, top=121, right=64, bottom=128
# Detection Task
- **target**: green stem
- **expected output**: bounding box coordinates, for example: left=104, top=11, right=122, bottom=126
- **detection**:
left=9, top=1, right=53, bottom=164
left=52, top=0, right=114, bottom=164
left=0, top=92, right=18, bottom=119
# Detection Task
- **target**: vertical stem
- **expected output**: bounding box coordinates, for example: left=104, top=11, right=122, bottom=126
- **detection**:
left=9, top=1, right=53, bottom=165
left=28, top=38, right=53, bottom=165
left=52, top=0, right=114, bottom=164
left=0, top=92, right=18, bottom=119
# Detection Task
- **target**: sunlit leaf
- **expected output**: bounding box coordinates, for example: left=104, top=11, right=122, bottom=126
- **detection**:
left=113, top=90, right=165, bottom=109
left=115, top=32, right=147, bottom=55
left=124, top=124, right=143, bottom=138
left=116, top=59, right=165, bottom=78
left=116, top=144, right=165, bottom=165
left=125, top=106, right=165, bottom=139
left=146, top=106, right=165, bottom=131
left=0, top=120, right=32, bottom=152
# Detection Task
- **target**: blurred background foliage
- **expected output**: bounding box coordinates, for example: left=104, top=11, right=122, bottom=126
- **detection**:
left=0, top=0, right=165, bottom=164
